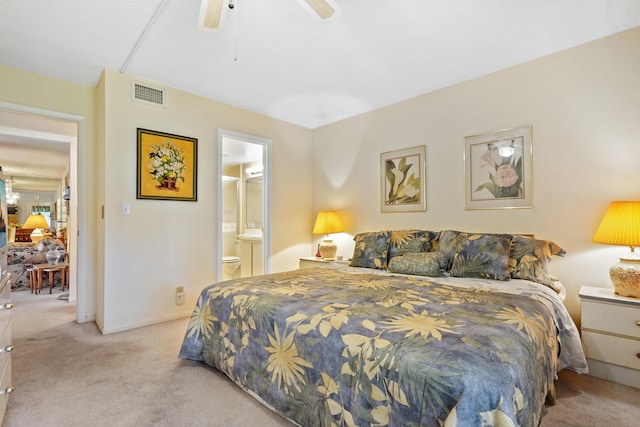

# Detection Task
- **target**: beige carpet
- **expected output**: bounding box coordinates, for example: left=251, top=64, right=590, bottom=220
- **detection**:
left=4, top=290, right=640, bottom=426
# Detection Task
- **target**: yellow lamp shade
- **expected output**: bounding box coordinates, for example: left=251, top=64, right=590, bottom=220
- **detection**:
left=23, top=213, right=49, bottom=230
left=312, top=211, right=343, bottom=235
left=593, top=201, right=640, bottom=298
left=312, top=210, right=344, bottom=260
left=593, top=201, right=640, bottom=249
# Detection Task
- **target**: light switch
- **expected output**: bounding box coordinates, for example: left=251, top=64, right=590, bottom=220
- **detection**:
left=121, top=203, right=131, bottom=216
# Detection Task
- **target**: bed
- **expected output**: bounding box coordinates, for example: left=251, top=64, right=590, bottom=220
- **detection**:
left=179, top=230, right=587, bottom=426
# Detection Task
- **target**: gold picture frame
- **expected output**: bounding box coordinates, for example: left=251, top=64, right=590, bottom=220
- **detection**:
left=464, top=125, right=532, bottom=210
left=136, top=128, right=198, bottom=201
left=380, top=145, right=427, bottom=212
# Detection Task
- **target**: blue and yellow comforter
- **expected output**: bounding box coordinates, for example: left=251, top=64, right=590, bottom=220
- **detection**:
left=179, top=266, right=587, bottom=426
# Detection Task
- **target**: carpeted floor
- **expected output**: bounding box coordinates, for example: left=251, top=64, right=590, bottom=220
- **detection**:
left=4, top=289, right=640, bottom=426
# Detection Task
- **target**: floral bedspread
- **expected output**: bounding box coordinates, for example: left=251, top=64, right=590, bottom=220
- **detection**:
left=179, top=266, right=587, bottom=427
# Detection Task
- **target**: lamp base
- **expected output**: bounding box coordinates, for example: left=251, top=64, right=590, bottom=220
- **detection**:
left=610, top=258, right=640, bottom=298
left=30, top=229, right=45, bottom=244
left=319, top=239, right=337, bottom=261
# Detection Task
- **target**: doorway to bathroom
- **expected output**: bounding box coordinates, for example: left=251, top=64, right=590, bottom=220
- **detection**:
left=217, top=129, right=271, bottom=281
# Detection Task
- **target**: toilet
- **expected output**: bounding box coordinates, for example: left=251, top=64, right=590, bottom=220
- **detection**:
left=222, top=256, right=241, bottom=281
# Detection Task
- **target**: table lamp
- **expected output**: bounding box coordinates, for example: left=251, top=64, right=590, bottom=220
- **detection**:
left=23, top=213, right=50, bottom=243
left=312, top=210, right=343, bottom=260
left=592, top=201, right=640, bottom=298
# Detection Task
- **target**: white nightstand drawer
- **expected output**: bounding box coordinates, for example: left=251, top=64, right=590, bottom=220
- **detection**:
left=581, top=299, right=640, bottom=338
left=0, top=323, right=11, bottom=369
left=0, top=357, right=11, bottom=422
left=582, top=330, right=640, bottom=371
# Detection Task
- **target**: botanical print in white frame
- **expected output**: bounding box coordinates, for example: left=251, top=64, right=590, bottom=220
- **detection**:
left=464, top=125, right=533, bottom=210
left=380, top=145, right=426, bottom=213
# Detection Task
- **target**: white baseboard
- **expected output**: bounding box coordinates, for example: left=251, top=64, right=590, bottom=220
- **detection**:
left=100, top=312, right=191, bottom=335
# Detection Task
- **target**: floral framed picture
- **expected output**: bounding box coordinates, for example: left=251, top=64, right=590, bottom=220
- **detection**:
left=136, top=128, right=198, bottom=201
left=464, top=125, right=532, bottom=210
left=380, top=145, right=426, bottom=212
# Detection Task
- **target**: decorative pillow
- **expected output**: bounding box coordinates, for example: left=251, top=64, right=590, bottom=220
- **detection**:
left=510, top=236, right=566, bottom=286
left=350, top=231, right=391, bottom=269
left=434, top=230, right=466, bottom=269
left=387, top=230, right=440, bottom=262
left=450, top=233, right=514, bottom=280
left=388, top=252, right=449, bottom=277
left=38, top=238, right=66, bottom=252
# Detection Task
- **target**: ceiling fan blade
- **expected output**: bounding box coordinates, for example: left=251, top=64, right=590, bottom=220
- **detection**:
left=199, top=0, right=227, bottom=30
left=303, top=0, right=335, bottom=19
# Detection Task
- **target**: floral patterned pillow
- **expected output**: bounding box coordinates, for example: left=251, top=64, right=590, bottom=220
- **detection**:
left=388, top=252, right=449, bottom=277
left=510, top=236, right=566, bottom=287
left=434, top=230, right=467, bottom=269
left=350, top=231, right=391, bottom=269
left=387, top=230, right=440, bottom=262
left=450, top=233, right=514, bottom=281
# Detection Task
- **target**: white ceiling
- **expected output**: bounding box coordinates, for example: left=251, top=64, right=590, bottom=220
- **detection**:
left=222, top=136, right=263, bottom=167
left=0, top=109, right=75, bottom=191
left=2, top=0, right=640, bottom=129
left=1, top=0, right=639, bottom=185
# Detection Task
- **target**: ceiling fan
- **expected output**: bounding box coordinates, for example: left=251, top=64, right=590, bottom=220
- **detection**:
left=198, top=0, right=337, bottom=30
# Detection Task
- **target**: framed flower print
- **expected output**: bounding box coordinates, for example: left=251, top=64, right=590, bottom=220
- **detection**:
left=380, top=145, right=427, bottom=212
left=464, top=125, right=532, bottom=210
left=136, top=128, right=198, bottom=201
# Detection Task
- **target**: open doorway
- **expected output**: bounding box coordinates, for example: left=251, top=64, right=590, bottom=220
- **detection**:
left=0, top=102, right=84, bottom=322
left=217, top=129, right=272, bottom=282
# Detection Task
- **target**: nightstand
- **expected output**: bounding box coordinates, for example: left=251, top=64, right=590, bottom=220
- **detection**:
left=299, top=257, right=350, bottom=269
left=579, top=286, right=640, bottom=389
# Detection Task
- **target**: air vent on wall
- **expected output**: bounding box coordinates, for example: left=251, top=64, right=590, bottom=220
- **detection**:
left=131, top=81, right=165, bottom=107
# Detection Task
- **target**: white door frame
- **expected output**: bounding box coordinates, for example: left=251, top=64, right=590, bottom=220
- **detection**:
left=0, top=101, right=86, bottom=322
left=216, top=128, right=272, bottom=281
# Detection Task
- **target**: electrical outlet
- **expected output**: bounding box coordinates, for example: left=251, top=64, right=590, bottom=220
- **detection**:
left=176, top=292, right=184, bottom=305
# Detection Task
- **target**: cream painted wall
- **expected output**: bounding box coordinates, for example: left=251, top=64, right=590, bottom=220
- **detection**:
left=311, top=27, right=640, bottom=322
left=2, top=27, right=638, bottom=332
left=99, top=70, right=313, bottom=333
